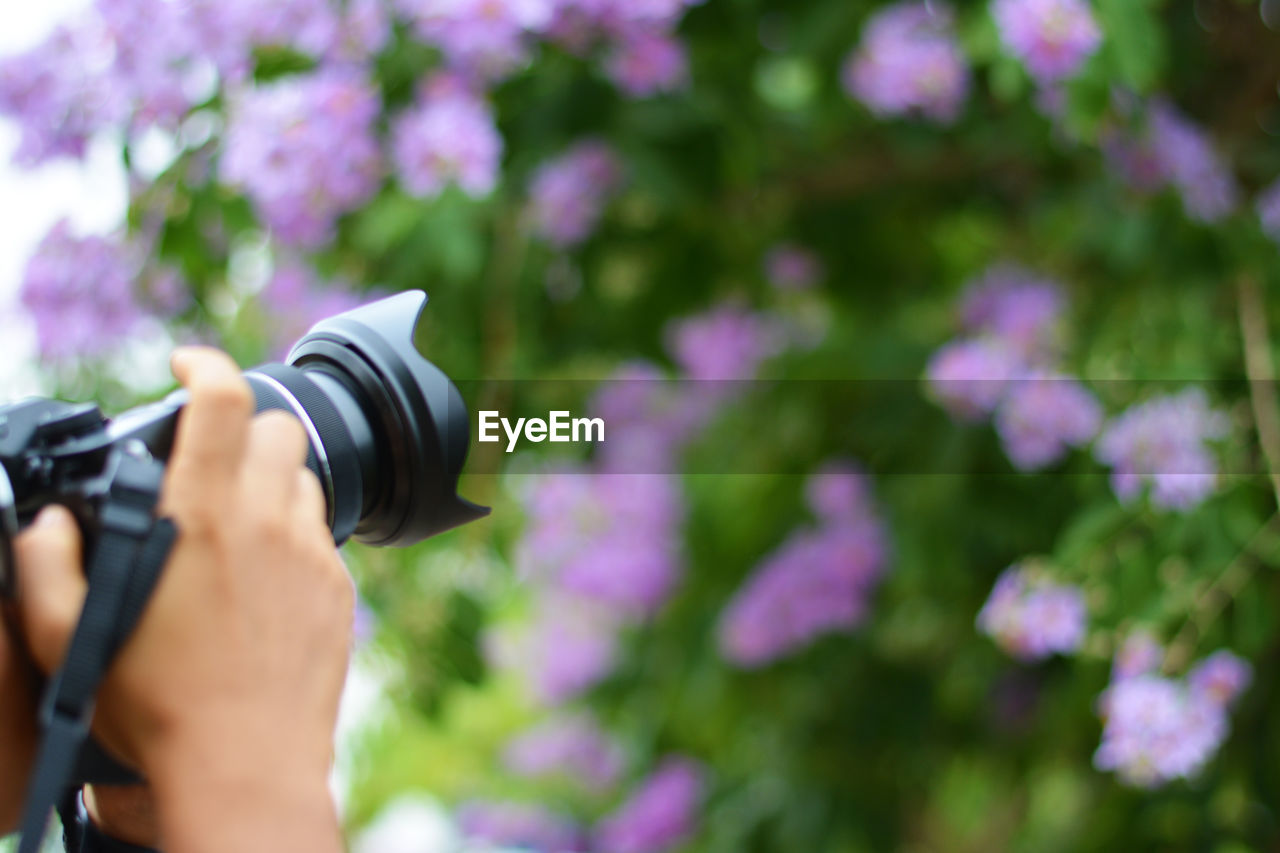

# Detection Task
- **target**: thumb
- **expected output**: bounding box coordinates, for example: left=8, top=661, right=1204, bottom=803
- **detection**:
left=13, top=505, right=87, bottom=674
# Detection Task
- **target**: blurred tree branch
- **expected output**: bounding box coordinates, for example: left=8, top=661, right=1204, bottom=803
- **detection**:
left=1237, top=274, right=1280, bottom=507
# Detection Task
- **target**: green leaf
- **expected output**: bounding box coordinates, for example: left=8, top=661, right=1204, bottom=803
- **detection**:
left=1096, top=0, right=1167, bottom=93
left=351, top=191, right=427, bottom=257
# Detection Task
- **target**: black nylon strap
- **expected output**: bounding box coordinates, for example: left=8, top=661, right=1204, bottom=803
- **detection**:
left=16, top=453, right=175, bottom=853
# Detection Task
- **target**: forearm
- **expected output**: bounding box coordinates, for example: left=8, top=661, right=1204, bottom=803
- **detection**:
left=149, top=729, right=341, bottom=853
left=0, top=647, right=37, bottom=834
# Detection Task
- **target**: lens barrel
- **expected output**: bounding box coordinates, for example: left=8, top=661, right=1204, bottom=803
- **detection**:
left=247, top=290, right=488, bottom=546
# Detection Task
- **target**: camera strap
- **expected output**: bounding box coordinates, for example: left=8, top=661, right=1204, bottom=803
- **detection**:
left=16, top=453, right=176, bottom=853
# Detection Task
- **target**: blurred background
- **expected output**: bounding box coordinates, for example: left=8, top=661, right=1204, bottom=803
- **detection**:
left=3, top=0, right=1280, bottom=850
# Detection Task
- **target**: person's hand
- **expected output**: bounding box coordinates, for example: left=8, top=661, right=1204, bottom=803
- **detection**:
left=12, top=347, right=354, bottom=852
left=0, top=617, right=38, bottom=832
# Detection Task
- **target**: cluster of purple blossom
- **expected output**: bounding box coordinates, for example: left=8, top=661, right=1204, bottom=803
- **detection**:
left=593, top=758, right=705, bottom=853
left=503, top=712, right=626, bottom=789
left=1103, top=98, right=1241, bottom=224
left=991, top=0, right=1102, bottom=85
left=841, top=1, right=970, bottom=123
left=925, top=264, right=1103, bottom=471
left=391, top=0, right=696, bottom=94
left=391, top=74, right=503, bottom=201
left=475, top=301, right=790, bottom=849
left=515, top=473, right=686, bottom=622
left=977, top=563, right=1087, bottom=661
left=528, top=140, right=626, bottom=248
left=926, top=265, right=1229, bottom=509
left=1095, top=633, right=1251, bottom=787
left=395, top=0, right=554, bottom=81
left=717, top=461, right=890, bottom=667
left=590, top=301, right=791, bottom=473
left=840, top=0, right=1100, bottom=125
left=547, top=0, right=697, bottom=96
left=0, top=0, right=392, bottom=166
left=493, top=300, right=789, bottom=702
left=457, top=799, right=586, bottom=851
left=460, top=756, right=705, bottom=853
left=0, top=0, right=702, bottom=262
left=220, top=69, right=383, bottom=247
left=18, top=221, right=188, bottom=364
left=1094, top=388, right=1230, bottom=512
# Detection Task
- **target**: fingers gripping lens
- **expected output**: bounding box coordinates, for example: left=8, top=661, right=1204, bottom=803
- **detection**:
left=241, top=291, right=487, bottom=547
left=244, top=365, right=364, bottom=545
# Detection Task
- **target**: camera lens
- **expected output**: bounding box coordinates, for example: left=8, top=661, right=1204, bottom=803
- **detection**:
left=244, top=291, right=488, bottom=546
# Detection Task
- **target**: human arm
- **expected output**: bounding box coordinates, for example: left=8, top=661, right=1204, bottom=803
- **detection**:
left=12, top=347, right=353, bottom=852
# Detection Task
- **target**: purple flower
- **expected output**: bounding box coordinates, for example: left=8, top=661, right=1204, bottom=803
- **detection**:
left=977, top=564, right=1087, bottom=661
left=457, top=799, right=586, bottom=852
left=528, top=140, right=625, bottom=247
left=333, top=0, right=394, bottom=63
left=594, top=757, right=705, bottom=853
left=182, top=0, right=353, bottom=74
left=1148, top=100, right=1239, bottom=223
left=991, top=0, right=1102, bottom=84
left=665, top=302, right=787, bottom=381
left=19, top=221, right=146, bottom=363
left=547, top=0, right=700, bottom=50
left=0, top=24, right=119, bottom=164
left=605, top=29, right=689, bottom=97
left=395, top=0, right=554, bottom=79
left=246, top=0, right=343, bottom=57
left=958, top=264, right=1065, bottom=360
left=804, top=460, right=874, bottom=523
left=841, top=1, right=969, bottom=123
left=391, top=75, right=503, bottom=199
left=763, top=243, right=823, bottom=291
left=221, top=69, right=383, bottom=246
left=718, top=466, right=889, bottom=667
left=1106, top=100, right=1239, bottom=224
left=95, top=0, right=206, bottom=128
left=590, top=362, right=716, bottom=473
left=1257, top=178, right=1280, bottom=246
left=994, top=373, right=1102, bottom=470
left=1188, top=650, right=1252, bottom=707
left=1094, top=675, right=1228, bottom=787
left=925, top=337, right=1026, bottom=421
left=489, top=593, right=623, bottom=703
left=516, top=472, right=684, bottom=616
left=1095, top=644, right=1252, bottom=787
left=503, top=713, right=626, bottom=789
left=1094, top=388, right=1229, bottom=512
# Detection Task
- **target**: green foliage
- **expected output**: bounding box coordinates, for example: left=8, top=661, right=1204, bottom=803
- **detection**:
left=53, top=0, right=1280, bottom=848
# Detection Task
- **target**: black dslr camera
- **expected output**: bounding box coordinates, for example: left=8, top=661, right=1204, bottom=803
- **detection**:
left=0, top=290, right=488, bottom=585
left=0, top=291, right=487, bottom=843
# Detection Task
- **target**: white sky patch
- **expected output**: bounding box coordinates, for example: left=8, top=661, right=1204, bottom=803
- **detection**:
left=0, top=0, right=128, bottom=402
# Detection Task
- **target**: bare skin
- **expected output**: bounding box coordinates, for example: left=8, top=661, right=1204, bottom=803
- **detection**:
left=0, top=618, right=38, bottom=833
left=7, top=347, right=353, bottom=851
